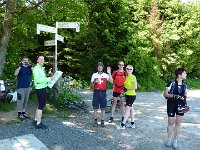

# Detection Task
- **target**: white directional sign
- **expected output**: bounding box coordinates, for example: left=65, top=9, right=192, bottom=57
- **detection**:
left=44, top=40, right=55, bottom=46
left=56, top=34, right=64, bottom=43
left=56, top=22, right=80, bottom=32
left=37, top=22, right=80, bottom=72
left=37, top=24, right=56, bottom=34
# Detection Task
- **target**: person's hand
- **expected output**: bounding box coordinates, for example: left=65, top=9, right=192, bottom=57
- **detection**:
left=94, top=78, right=101, bottom=83
left=16, top=67, right=21, bottom=73
left=122, top=87, right=127, bottom=92
left=179, top=96, right=186, bottom=101
left=48, top=68, right=53, bottom=75
left=107, top=66, right=111, bottom=74
left=173, top=95, right=181, bottom=100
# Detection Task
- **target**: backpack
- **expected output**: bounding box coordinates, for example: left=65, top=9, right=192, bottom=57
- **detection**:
left=113, top=70, right=126, bottom=88
left=113, top=70, right=126, bottom=81
left=168, top=79, right=187, bottom=95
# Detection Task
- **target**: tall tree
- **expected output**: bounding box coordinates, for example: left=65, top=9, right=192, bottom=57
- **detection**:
left=0, top=0, right=17, bottom=78
left=0, top=0, right=46, bottom=78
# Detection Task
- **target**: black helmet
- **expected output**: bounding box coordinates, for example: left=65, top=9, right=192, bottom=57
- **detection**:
left=97, top=62, right=104, bottom=67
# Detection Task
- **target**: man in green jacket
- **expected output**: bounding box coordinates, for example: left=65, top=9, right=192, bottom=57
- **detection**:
left=33, top=56, right=51, bottom=129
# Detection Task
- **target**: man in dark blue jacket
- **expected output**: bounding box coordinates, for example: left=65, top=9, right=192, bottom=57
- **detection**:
left=14, top=56, right=32, bottom=120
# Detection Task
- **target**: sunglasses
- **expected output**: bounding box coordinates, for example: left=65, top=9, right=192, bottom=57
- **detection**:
left=126, top=68, right=132, bottom=71
left=118, top=64, right=124, bottom=66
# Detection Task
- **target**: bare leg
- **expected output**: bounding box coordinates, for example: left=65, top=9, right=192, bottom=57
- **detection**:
left=120, top=97, right=125, bottom=117
left=101, top=109, right=105, bottom=120
left=167, top=117, right=175, bottom=139
left=122, top=105, right=131, bottom=124
left=130, top=105, right=134, bottom=122
left=93, top=109, right=98, bottom=119
left=110, top=97, right=117, bottom=117
left=174, top=115, right=183, bottom=140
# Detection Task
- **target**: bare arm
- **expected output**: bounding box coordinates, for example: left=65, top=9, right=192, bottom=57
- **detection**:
left=163, top=88, right=173, bottom=99
left=14, top=67, right=21, bottom=76
left=107, top=66, right=113, bottom=84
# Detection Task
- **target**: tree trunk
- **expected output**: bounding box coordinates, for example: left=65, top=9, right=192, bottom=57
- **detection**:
left=0, top=0, right=17, bottom=78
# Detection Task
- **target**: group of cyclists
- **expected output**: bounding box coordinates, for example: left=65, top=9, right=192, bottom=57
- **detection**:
left=90, top=61, right=188, bottom=149
left=13, top=55, right=188, bottom=149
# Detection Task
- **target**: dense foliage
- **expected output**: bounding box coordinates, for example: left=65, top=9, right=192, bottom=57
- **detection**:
left=1, top=0, right=200, bottom=90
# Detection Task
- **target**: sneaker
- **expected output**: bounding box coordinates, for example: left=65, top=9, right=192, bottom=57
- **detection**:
left=166, top=139, right=172, bottom=147
left=22, top=113, right=30, bottom=119
left=116, top=125, right=125, bottom=130
left=18, top=114, right=25, bottom=121
left=92, top=120, right=98, bottom=127
left=172, top=140, right=178, bottom=149
left=35, top=123, right=48, bottom=129
left=101, top=120, right=105, bottom=127
left=126, top=124, right=135, bottom=129
left=108, top=117, right=113, bottom=123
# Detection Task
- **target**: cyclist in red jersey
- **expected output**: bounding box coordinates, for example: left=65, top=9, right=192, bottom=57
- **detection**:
left=109, top=61, right=126, bottom=123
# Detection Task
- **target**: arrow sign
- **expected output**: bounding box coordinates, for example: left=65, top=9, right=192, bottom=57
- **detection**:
left=44, top=40, right=55, bottom=46
left=56, top=22, right=80, bottom=32
left=37, top=24, right=56, bottom=34
left=56, top=34, right=64, bottom=43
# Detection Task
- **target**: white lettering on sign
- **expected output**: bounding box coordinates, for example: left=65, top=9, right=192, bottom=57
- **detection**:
left=37, top=24, right=56, bottom=34
left=44, top=40, right=55, bottom=46
left=56, top=22, right=80, bottom=32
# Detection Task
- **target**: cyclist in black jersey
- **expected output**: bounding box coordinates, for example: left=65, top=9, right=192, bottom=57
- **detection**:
left=163, top=68, right=188, bottom=149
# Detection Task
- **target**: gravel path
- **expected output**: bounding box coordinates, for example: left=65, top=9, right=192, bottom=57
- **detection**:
left=0, top=90, right=200, bottom=150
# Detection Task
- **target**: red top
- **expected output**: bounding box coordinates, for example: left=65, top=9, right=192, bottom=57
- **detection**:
left=112, top=70, right=126, bottom=93
left=91, top=72, right=109, bottom=90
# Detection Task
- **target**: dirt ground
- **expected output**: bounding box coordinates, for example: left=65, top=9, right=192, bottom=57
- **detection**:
left=0, top=89, right=200, bottom=150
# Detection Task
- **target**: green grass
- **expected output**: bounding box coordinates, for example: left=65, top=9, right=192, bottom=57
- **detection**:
left=0, top=101, right=16, bottom=112
left=29, top=92, right=38, bottom=102
left=186, top=77, right=200, bottom=89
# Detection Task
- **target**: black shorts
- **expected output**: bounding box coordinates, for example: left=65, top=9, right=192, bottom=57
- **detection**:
left=167, top=99, right=185, bottom=117
left=125, top=95, right=136, bottom=107
left=92, top=90, right=107, bottom=109
left=113, top=92, right=123, bottom=98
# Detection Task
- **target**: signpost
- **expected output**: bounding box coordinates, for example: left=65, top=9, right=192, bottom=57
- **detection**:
left=56, top=22, right=80, bottom=32
left=44, top=40, right=55, bottom=46
left=36, top=22, right=80, bottom=71
left=37, top=24, right=56, bottom=34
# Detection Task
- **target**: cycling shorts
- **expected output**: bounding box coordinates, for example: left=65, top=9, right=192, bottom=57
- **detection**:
left=125, top=95, right=136, bottom=107
left=167, top=99, right=184, bottom=117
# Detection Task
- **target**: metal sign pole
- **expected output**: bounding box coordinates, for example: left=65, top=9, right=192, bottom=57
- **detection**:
left=55, top=22, right=58, bottom=72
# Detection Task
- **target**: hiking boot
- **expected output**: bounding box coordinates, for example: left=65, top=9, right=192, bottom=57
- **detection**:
left=18, top=114, right=25, bottom=121
left=36, top=123, right=48, bottom=129
left=166, top=139, right=172, bottom=147
left=116, top=125, right=125, bottom=130
left=22, top=113, right=30, bottom=119
left=32, top=120, right=37, bottom=126
left=101, top=120, right=105, bottom=127
left=108, top=117, right=113, bottom=123
left=172, top=140, right=178, bottom=149
left=92, top=120, right=98, bottom=127
left=125, top=124, right=135, bottom=129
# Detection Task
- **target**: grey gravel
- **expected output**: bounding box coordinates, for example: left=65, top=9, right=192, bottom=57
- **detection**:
left=0, top=89, right=200, bottom=150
